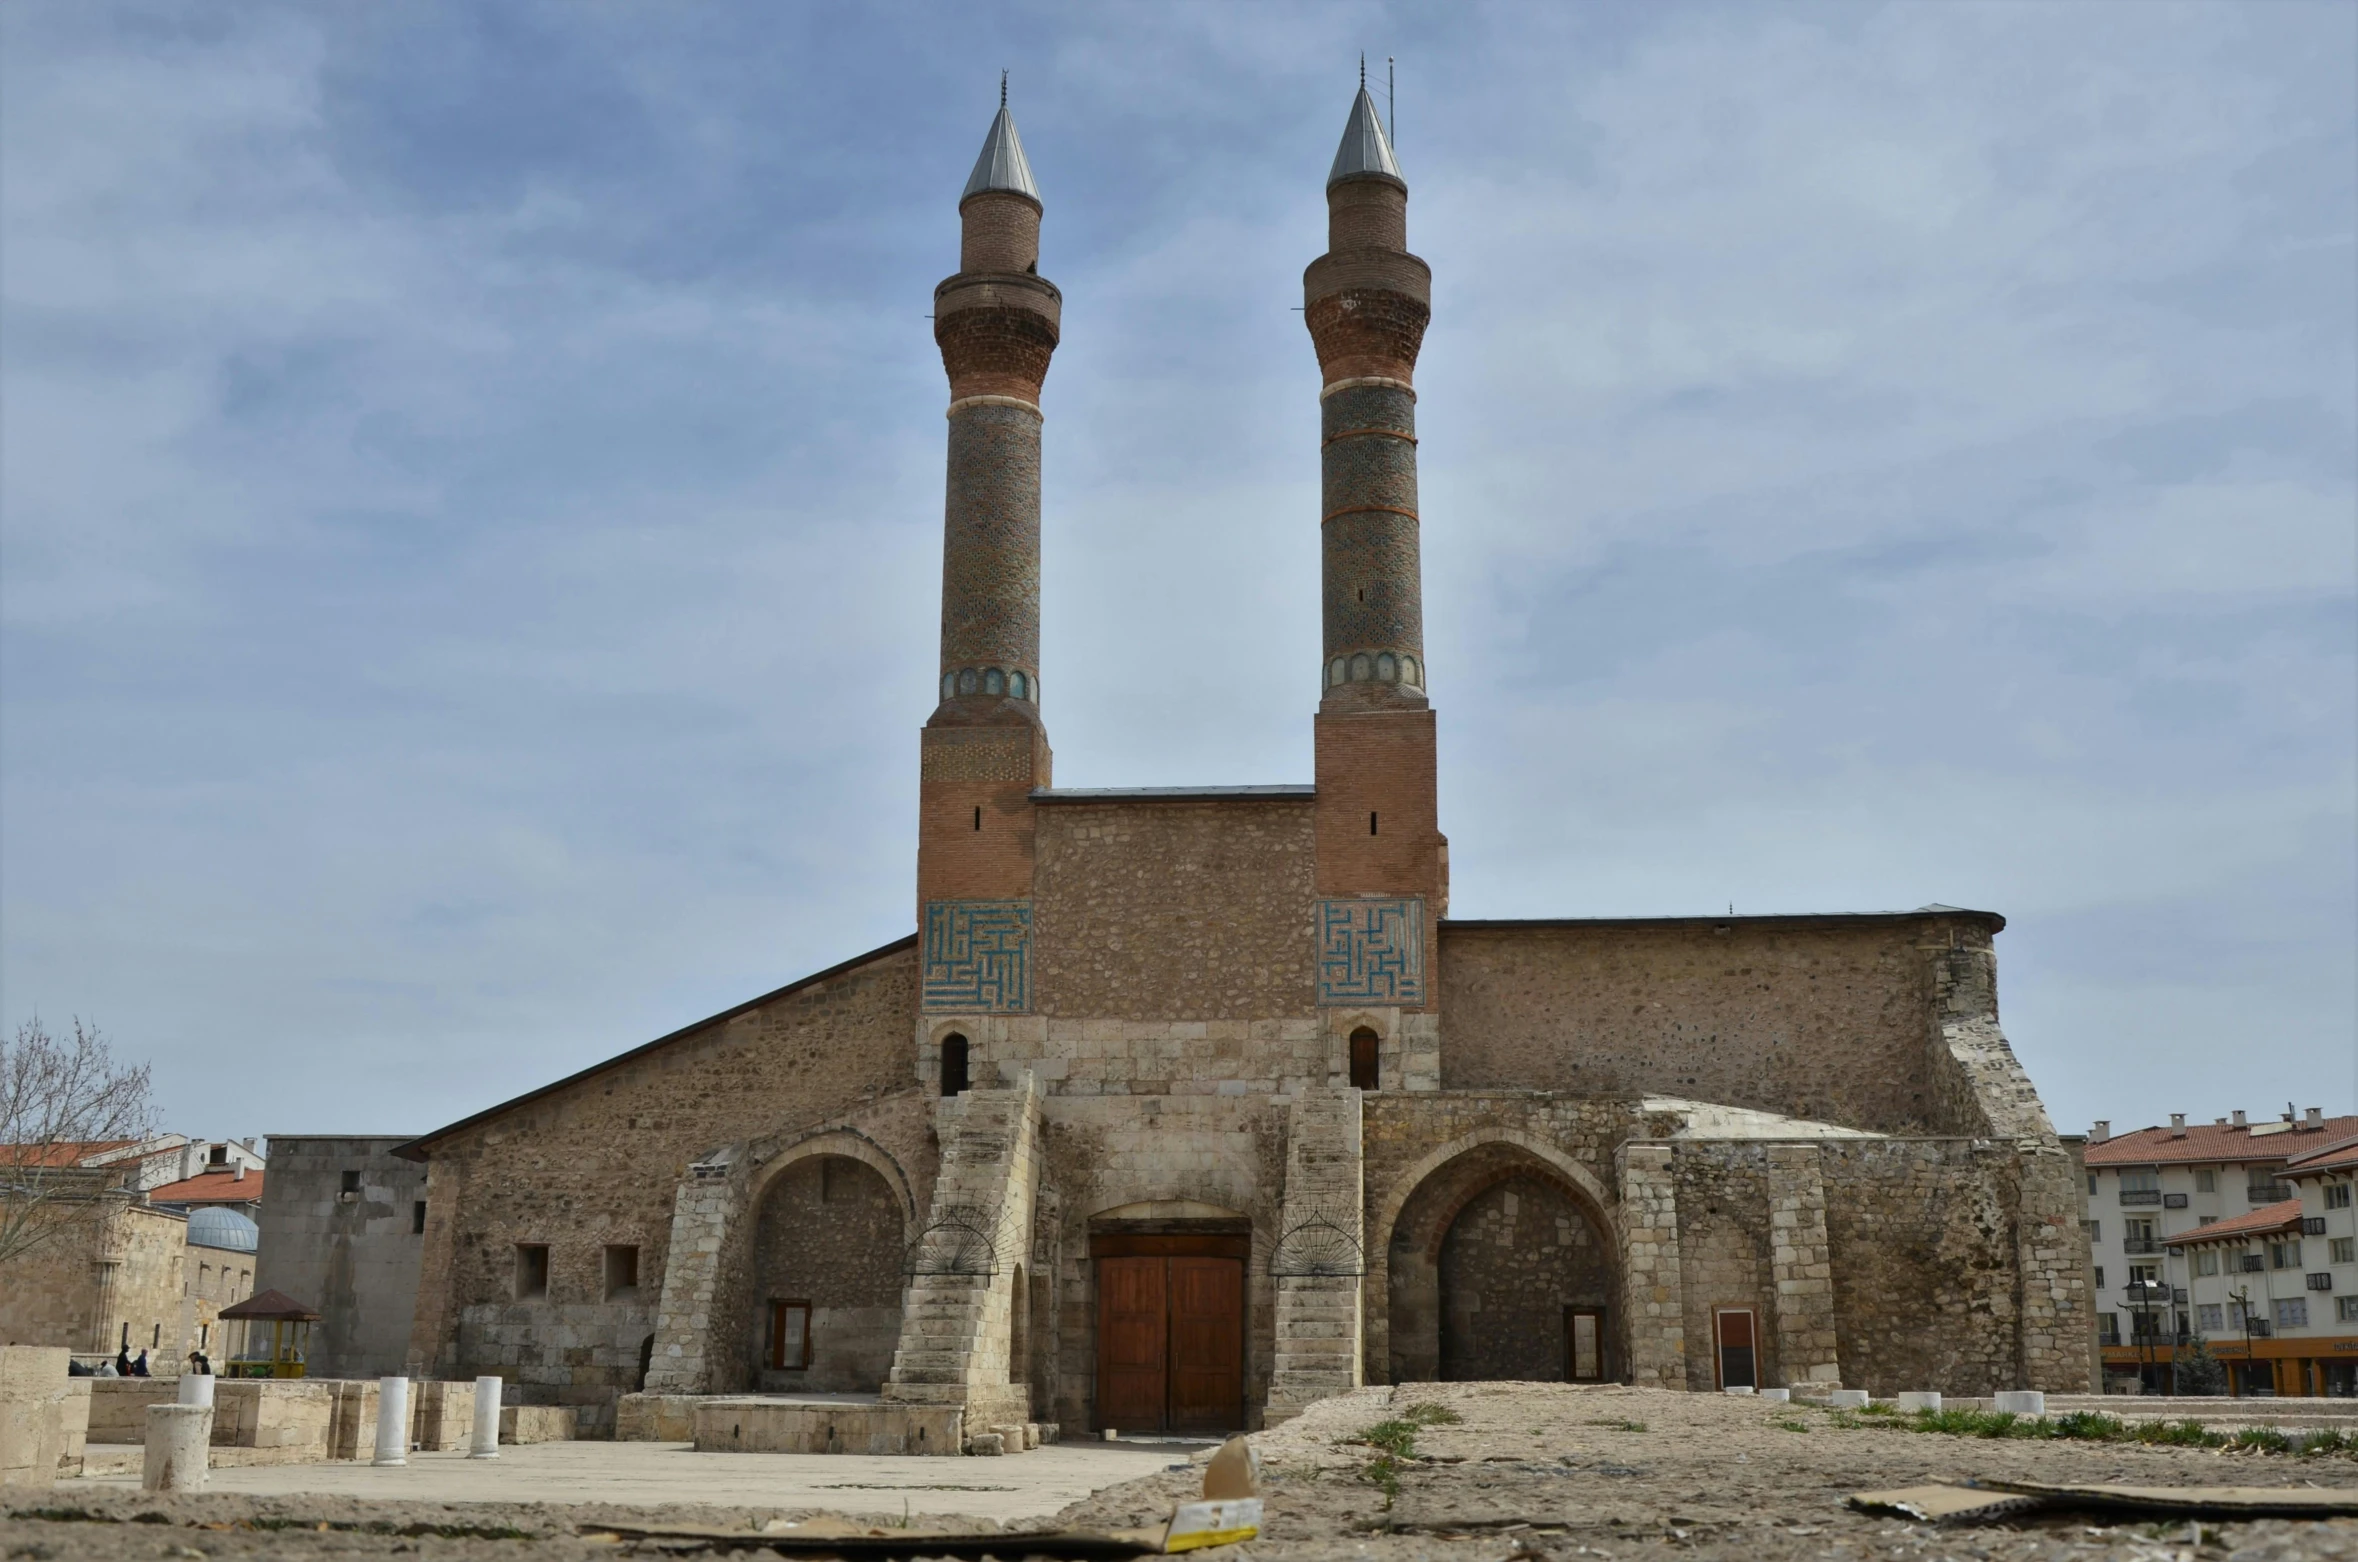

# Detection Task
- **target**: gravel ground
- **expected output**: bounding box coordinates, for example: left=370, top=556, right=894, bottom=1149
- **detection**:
left=8, top=1385, right=2358, bottom=1561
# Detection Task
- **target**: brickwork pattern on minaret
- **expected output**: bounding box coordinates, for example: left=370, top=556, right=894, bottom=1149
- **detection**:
left=1319, top=382, right=1425, bottom=692
left=938, top=401, right=1045, bottom=701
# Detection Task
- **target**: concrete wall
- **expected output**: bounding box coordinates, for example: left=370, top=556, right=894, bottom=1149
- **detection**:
left=255, top=1136, right=426, bottom=1380
left=1437, top=915, right=2001, bottom=1135
left=406, top=942, right=927, bottom=1431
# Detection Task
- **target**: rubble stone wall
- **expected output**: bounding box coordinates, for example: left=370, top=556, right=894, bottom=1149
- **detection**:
left=407, top=942, right=925, bottom=1431
left=1437, top=917, right=2007, bottom=1134
left=1031, top=798, right=1318, bottom=1022
left=750, top=1155, right=907, bottom=1393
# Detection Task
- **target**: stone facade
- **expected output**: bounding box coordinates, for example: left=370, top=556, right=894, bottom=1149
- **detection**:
left=0, top=1194, right=186, bottom=1363
left=253, top=1136, right=424, bottom=1379
left=391, top=90, right=2092, bottom=1445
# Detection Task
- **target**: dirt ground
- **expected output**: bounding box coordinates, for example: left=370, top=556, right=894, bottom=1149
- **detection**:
left=9, top=1384, right=2358, bottom=1561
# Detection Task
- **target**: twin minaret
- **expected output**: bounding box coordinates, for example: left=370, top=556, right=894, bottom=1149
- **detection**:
left=917, top=87, right=1445, bottom=932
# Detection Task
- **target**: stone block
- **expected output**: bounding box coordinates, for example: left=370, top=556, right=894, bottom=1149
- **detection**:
left=1895, top=1391, right=1941, bottom=1412
left=0, top=1348, right=88, bottom=1488
left=500, top=1405, right=578, bottom=1444
left=1993, top=1390, right=2045, bottom=1416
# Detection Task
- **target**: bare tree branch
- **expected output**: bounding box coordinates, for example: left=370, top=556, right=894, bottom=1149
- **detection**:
left=0, top=1017, right=156, bottom=1267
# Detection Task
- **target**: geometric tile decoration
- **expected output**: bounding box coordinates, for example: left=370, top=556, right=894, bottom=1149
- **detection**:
left=1316, top=896, right=1425, bottom=1006
left=921, top=900, right=1032, bottom=1012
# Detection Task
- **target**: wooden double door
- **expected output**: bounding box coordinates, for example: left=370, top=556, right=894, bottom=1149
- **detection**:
left=1094, top=1235, right=1245, bottom=1434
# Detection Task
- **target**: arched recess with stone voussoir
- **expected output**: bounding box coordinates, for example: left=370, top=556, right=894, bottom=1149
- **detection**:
left=1379, top=1137, right=1619, bottom=1386
left=742, top=1134, right=915, bottom=1394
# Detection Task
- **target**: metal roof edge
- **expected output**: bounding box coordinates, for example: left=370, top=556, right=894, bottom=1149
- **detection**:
left=390, top=933, right=920, bottom=1163
left=1440, top=907, right=2007, bottom=934
left=1031, top=785, right=1316, bottom=803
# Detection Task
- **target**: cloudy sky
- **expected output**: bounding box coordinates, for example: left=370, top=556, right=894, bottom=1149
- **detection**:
left=4, top=2, right=2351, bottom=1144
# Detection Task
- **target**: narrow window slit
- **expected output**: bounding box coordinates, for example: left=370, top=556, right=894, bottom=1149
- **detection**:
left=1369, top=811, right=1379, bottom=835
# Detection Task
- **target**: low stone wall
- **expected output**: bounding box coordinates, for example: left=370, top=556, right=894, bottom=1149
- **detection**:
left=212, top=1380, right=335, bottom=1460
left=85, top=1379, right=179, bottom=1443
left=0, top=1348, right=90, bottom=1487
left=614, top=1392, right=700, bottom=1442
left=690, top=1398, right=964, bottom=1456
left=500, top=1405, right=576, bottom=1444
left=411, top=1379, right=476, bottom=1451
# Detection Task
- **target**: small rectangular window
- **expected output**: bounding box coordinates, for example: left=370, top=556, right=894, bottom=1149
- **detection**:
left=1348, top=1028, right=1379, bottom=1092
left=2092, top=1266, right=2105, bottom=1289
left=2328, top=1184, right=2353, bottom=1210
left=2333, top=1237, right=2355, bottom=1265
left=2273, top=1296, right=2308, bottom=1329
left=2193, top=1169, right=2216, bottom=1193
left=1369, top=811, right=1378, bottom=835
left=2086, top=1172, right=2098, bottom=1195
left=413, top=1200, right=427, bottom=1234
left=2082, top=1220, right=2099, bottom=1244
left=2196, top=1303, right=2222, bottom=1332
left=2195, top=1250, right=2218, bottom=1277
left=339, top=1169, right=361, bottom=1201
left=516, top=1244, right=550, bottom=1299
left=2340, top=1295, right=2358, bottom=1323
left=2248, top=1174, right=2292, bottom=1204
left=2271, top=1240, right=2304, bottom=1270
left=208, top=1144, right=228, bottom=1166
left=767, top=1299, right=812, bottom=1370
left=604, top=1244, right=641, bottom=1298
left=2096, top=1313, right=2120, bottom=1346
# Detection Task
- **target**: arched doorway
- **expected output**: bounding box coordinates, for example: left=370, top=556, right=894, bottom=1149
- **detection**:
left=750, top=1154, right=907, bottom=1392
left=1386, top=1144, right=1616, bottom=1383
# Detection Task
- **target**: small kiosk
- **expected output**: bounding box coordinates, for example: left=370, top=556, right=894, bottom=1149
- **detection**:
left=218, top=1289, right=320, bottom=1378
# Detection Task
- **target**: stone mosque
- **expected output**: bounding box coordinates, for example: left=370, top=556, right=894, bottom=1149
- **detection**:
left=394, top=89, right=2094, bottom=1448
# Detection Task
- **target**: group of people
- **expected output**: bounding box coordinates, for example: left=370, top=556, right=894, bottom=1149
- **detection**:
left=61, top=1347, right=211, bottom=1377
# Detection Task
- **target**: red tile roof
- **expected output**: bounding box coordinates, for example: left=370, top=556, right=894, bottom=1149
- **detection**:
left=2287, top=1134, right=2358, bottom=1178
left=2162, top=1198, right=2303, bottom=1245
left=0, top=1140, right=138, bottom=1168
left=2083, top=1115, right=2358, bottom=1167
left=146, top=1169, right=264, bottom=1205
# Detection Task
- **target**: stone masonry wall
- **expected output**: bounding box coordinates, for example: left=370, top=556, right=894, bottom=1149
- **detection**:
left=0, top=1200, right=184, bottom=1360
left=408, top=942, right=924, bottom=1430
left=750, top=1156, right=906, bottom=1393
left=1438, top=916, right=2004, bottom=1134
left=1436, top=1174, right=1610, bottom=1382
left=1038, top=1094, right=1288, bottom=1431
left=1031, top=798, right=1317, bottom=1021
left=255, top=1137, right=425, bottom=1380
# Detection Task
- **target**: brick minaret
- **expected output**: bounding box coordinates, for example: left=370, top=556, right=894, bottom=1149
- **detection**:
left=917, top=101, right=1059, bottom=921
left=1307, top=86, right=1447, bottom=923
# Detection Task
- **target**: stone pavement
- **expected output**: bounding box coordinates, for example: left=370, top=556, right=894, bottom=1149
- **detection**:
left=67, top=1438, right=1194, bottom=1523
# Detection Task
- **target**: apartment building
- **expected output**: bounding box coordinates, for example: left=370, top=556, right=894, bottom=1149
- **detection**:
left=2084, top=1106, right=2354, bottom=1394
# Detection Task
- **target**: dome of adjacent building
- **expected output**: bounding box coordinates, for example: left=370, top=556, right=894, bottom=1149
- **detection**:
left=187, top=1205, right=258, bottom=1254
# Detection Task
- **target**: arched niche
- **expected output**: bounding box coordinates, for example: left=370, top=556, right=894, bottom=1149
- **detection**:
left=748, top=1152, right=908, bottom=1392
left=1380, top=1139, right=1619, bottom=1385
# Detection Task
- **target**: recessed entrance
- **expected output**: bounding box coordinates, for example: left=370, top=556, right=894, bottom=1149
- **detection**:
left=1713, top=1306, right=1758, bottom=1391
left=1092, top=1233, right=1245, bottom=1434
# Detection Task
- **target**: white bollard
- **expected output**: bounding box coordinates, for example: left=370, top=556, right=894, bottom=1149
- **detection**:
left=1993, top=1390, right=2045, bottom=1416
left=1896, top=1391, right=1942, bottom=1412
left=1721, top=1384, right=1755, bottom=1395
left=142, top=1403, right=212, bottom=1492
left=374, top=1376, right=410, bottom=1467
left=175, top=1373, right=215, bottom=1408
left=1828, top=1389, right=1870, bottom=1409
left=1758, top=1388, right=1791, bottom=1402
left=469, top=1376, right=502, bottom=1459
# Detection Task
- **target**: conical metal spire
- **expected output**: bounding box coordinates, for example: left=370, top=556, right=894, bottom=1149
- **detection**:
left=1326, top=85, right=1402, bottom=189
left=962, top=104, right=1040, bottom=205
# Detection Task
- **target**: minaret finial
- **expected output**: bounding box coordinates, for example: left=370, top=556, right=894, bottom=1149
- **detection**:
left=1360, top=52, right=1366, bottom=90
left=1000, top=69, right=1008, bottom=110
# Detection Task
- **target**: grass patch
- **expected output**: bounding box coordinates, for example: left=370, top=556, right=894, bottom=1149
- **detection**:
left=1774, top=1419, right=1810, bottom=1434
left=1585, top=1418, right=1648, bottom=1432
left=1824, top=1403, right=2355, bottom=1459
left=1338, top=1401, right=1465, bottom=1510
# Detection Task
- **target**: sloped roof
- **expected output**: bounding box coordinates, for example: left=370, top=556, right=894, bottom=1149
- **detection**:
left=393, top=933, right=918, bottom=1162
left=2162, top=1198, right=2304, bottom=1246
left=1328, top=85, right=1403, bottom=188
left=2085, top=1115, right=2358, bottom=1167
left=148, top=1169, right=264, bottom=1206
left=2286, top=1133, right=2358, bottom=1178
left=962, top=106, right=1039, bottom=205
left=218, top=1288, right=318, bottom=1322
left=0, top=1140, right=137, bottom=1168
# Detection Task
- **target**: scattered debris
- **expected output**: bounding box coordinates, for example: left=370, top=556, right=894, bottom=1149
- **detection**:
left=1850, top=1478, right=2358, bottom=1527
